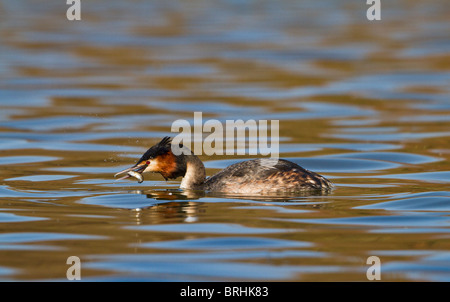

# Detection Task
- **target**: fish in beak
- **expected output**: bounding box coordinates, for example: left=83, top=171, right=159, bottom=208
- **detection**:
left=114, top=161, right=148, bottom=183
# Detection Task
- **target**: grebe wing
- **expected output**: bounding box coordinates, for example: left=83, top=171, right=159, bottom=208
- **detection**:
left=204, top=158, right=332, bottom=192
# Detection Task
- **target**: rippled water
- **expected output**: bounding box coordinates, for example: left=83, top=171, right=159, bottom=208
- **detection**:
left=0, top=0, right=449, bottom=281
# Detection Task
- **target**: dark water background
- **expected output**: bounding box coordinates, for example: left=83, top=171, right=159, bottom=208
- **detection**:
left=0, top=0, right=449, bottom=281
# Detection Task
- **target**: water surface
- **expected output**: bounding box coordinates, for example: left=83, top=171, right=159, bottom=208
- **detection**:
left=0, top=0, right=449, bottom=281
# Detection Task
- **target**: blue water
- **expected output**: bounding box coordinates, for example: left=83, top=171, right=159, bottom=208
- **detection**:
left=0, top=0, right=449, bottom=282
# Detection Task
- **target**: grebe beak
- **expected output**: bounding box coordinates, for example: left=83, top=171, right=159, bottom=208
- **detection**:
left=114, top=161, right=148, bottom=181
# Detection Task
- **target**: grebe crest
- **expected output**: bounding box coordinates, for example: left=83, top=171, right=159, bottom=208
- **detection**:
left=115, top=137, right=333, bottom=194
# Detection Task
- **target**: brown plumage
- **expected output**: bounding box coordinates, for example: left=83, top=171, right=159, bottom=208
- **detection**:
left=203, top=158, right=332, bottom=193
left=149, top=150, right=178, bottom=180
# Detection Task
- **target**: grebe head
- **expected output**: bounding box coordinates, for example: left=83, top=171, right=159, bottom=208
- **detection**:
left=114, top=137, right=186, bottom=181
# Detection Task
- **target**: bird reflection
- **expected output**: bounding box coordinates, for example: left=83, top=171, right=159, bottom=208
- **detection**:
left=127, top=188, right=330, bottom=225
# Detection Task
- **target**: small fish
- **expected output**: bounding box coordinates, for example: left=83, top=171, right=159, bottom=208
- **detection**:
left=127, top=171, right=144, bottom=183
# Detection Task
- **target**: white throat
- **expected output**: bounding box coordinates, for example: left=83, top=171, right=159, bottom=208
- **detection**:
left=179, top=156, right=206, bottom=190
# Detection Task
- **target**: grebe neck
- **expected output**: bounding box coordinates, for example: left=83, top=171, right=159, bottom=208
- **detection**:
left=180, top=154, right=206, bottom=190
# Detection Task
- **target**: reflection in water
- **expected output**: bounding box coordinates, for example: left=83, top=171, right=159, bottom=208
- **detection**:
left=128, top=188, right=331, bottom=226
left=130, top=200, right=203, bottom=225
left=143, top=187, right=332, bottom=203
left=0, top=0, right=449, bottom=281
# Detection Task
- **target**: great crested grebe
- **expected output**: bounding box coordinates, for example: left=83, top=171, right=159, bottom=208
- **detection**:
left=114, top=137, right=333, bottom=194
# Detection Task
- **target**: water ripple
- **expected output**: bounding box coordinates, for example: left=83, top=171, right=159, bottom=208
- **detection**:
left=138, top=236, right=311, bottom=250
left=127, top=223, right=297, bottom=234
left=356, top=192, right=450, bottom=211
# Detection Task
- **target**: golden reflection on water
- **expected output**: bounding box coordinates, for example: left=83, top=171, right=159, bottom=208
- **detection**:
left=0, top=1, right=449, bottom=281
